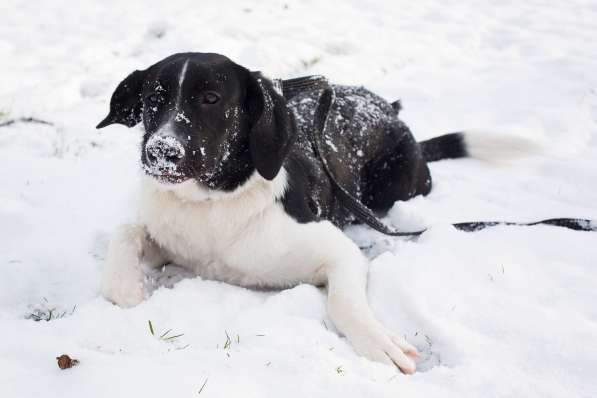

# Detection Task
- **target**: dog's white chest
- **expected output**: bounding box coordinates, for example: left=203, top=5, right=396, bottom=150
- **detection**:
left=140, top=188, right=219, bottom=263
left=137, top=173, right=302, bottom=286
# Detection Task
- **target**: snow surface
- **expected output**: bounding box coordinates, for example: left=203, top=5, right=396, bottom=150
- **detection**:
left=1, top=1, right=597, bottom=397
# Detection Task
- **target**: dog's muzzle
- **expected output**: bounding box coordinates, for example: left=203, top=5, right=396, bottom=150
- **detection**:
left=144, top=134, right=186, bottom=180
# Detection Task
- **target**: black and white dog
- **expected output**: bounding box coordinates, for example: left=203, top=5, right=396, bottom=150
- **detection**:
left=98, top=52, right=527, bottom=373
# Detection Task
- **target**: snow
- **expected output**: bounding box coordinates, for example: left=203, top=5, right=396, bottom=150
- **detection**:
left=1, top=1, right=597, bottom=397
left=174, top=111, right=191, bottom=125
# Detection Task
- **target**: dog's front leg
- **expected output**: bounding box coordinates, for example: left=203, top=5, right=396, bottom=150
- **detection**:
left=322, top=230, right=419, bottom=374
left=101, top=224, right=165, bottom=308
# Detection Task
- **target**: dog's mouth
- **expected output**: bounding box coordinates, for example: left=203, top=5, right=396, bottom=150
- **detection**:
left=142, top=162, right=225, bottom=188
left=143, top=159, right=229, bottom=188
left=142, top=163, right=188, bottom=184
left=148, top=173, right=187, bottom=185
left=141, top=154, right=226, bottom=189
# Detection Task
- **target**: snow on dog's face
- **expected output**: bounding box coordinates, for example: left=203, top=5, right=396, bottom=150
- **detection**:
left=97, top=52, right=296, bottom=192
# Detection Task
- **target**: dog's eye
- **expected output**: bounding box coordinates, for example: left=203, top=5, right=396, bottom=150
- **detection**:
left=202, top=92, right=220, bottom=105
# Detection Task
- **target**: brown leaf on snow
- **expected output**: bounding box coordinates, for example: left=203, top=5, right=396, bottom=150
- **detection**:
left=56, top=354, right=79, bottom=370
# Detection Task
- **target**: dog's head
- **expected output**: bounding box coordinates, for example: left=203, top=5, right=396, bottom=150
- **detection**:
left=98, top=53, right=295, bottom=191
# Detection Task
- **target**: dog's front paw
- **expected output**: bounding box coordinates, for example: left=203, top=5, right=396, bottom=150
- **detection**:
left=101, top=271, right=145, bottom=308
left=101, top=224, right=149, bottom=308
left=349, top=325, right=419, bottom=374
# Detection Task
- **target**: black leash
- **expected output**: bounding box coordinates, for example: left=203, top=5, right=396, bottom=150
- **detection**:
left=0, top=117, right=53, bottom=128
left=281, top=77, right=597, bottom=236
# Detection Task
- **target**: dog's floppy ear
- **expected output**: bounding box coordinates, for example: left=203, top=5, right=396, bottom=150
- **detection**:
left=246, top=72, right=296, bottom=180
left=96, top=70, right=147, bottom=129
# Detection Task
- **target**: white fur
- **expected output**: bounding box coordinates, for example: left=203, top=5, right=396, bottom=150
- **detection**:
left=463, top=130, right=542, bottom=163
left=176, top=59, right=190, bottom=107
left=102, top=169, right=418, bottom=373
left=101, top=224, right=165, bottom=308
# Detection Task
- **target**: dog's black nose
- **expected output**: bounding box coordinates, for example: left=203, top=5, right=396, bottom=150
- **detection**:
left=145, top=135, right=185, bottom=165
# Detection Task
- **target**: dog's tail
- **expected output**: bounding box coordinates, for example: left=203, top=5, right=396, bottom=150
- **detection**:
left=419, top=130, right=540, bottom=163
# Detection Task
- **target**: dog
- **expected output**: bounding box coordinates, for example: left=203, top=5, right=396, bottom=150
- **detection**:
left=97, top=52, right=527, bottom=374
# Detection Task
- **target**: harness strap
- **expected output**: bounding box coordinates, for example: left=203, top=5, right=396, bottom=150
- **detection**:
left=279, top=75, right=330, bottom=101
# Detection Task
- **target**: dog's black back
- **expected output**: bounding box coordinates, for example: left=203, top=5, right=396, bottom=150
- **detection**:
left=282, top=86, right=431, bottom=227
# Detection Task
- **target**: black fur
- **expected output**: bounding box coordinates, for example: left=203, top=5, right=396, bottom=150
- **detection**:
left=97, top=70, right=146, bottom=128
left=98, top=52, right=464, bottom=230
left=282, top=86, right=432, bottom=227
left=419, top=132, right=467, bottom=162
left=246, top=73, right=297, bottom=180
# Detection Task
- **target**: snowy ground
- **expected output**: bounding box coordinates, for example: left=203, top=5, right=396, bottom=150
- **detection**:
left=1, top=1, right=597, bottom=397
